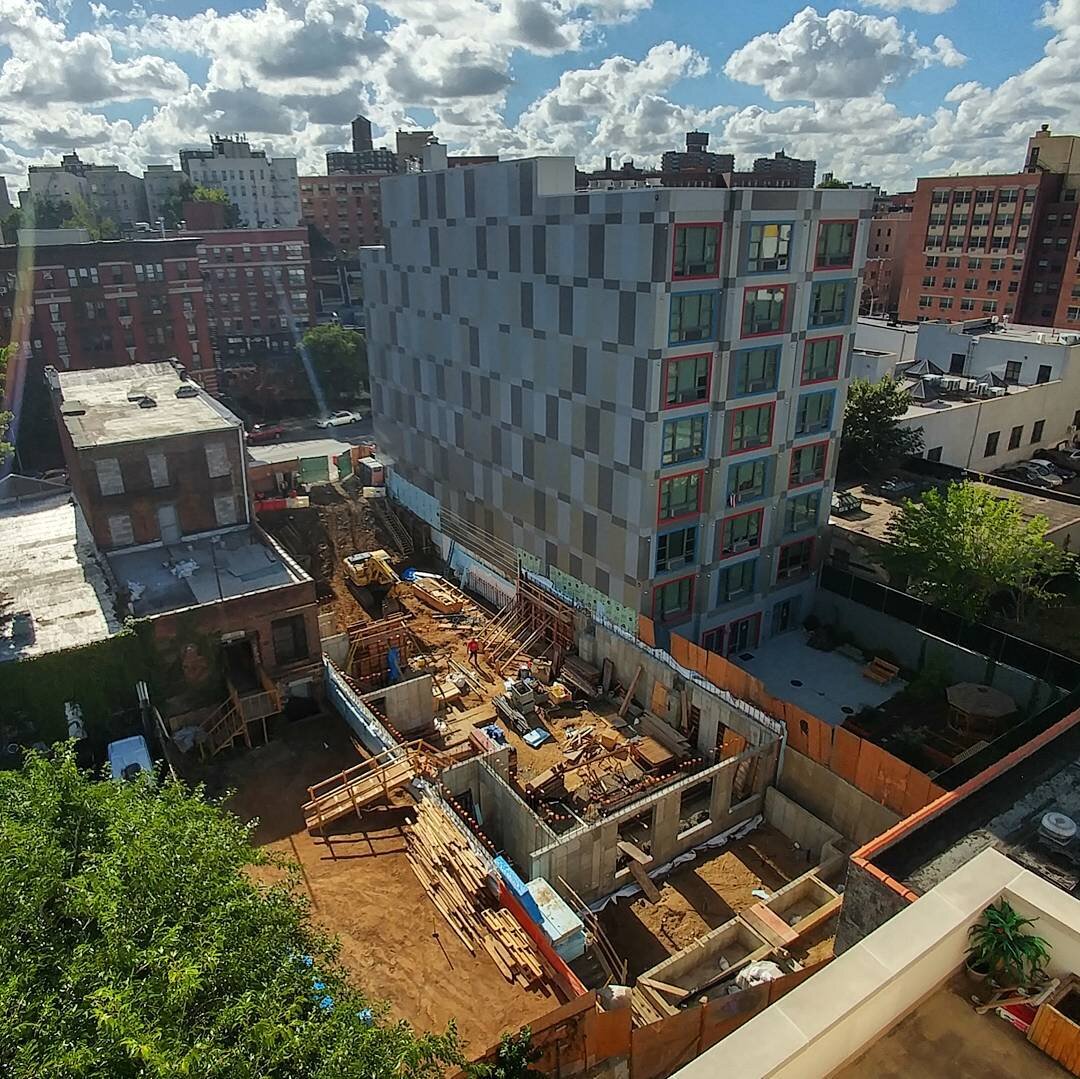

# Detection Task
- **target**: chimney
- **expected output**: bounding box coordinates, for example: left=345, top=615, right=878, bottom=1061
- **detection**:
left=605, top=156, right=612, bottom=172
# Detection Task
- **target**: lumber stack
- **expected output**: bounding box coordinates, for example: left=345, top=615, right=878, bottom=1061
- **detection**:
left=405, top=801, right=552, bottom=994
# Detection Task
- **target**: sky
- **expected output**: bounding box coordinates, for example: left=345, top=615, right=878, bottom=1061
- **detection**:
left=0, top=0, right=1078, bottom=196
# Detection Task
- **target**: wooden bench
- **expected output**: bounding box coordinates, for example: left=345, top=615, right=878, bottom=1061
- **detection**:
left=862, top=657, right=900, bottom=685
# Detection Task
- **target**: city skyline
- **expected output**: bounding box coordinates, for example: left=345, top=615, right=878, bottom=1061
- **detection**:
left=1, top=1, right=1078, bottom=195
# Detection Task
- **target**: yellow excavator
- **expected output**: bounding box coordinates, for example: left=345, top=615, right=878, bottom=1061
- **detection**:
left=342, top=549, right=403, bottom=617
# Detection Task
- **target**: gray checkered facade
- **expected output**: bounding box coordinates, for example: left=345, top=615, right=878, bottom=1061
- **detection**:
left=361, top=158, right=873, bottom=649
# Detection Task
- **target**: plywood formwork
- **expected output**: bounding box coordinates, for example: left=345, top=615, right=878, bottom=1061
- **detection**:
left=345, top=613, right=412, bottom=691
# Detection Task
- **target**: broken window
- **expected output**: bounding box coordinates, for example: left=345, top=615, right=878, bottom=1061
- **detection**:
left=205, top=442, right=231, bottom=478
left=95, top=457, right=124, bottom=496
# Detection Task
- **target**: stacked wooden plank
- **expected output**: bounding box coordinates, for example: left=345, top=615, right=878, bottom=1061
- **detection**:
left=405, top=801, right=551, bottom=993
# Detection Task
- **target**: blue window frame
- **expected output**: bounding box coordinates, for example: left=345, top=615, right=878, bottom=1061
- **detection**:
left=661, top=413, right=708, bottom=466
left=729, top=345, right=780, bottom=397
left=745, top=222, right=794, bottom=274
left=717, top=557, right=757, bottom=604
left=655, top=524, right=698, bottom=574
left=669, top=290, right=719, bottom=345
left=784, top=490, right=821, bottom=535
left=808, top=279, right=855, bottom=329
left=725, top=456, right=772, bottom=507
left=795, top=390, right=835, bottom=437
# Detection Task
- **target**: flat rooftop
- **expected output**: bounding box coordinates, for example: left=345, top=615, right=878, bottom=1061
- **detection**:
left=107, top=527, right=302, bottom=616
left=874, top=710, right=1080, bottom=897
left=730, top=628, right=903, bottom=727
left=835, top=983, right=1063, bottom=1078
left=0, top=485, right=120, bottom=661
left=55, top=363, right=240, bottom=449
left=831, top=475, right=1080, bottom=543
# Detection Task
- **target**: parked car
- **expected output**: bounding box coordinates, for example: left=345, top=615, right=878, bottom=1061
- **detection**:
left=106, top=735, right=154, bottom=782
left=1021, top=460, right=1065, bottom=486
left=995, top=464, right=1062, bottom=488
left=245, top=423, right=287, bottom=444
left=1036, top=448, right=1080, bottom=474
left=1028, top=458, right=1074, bottom=480
left=316, top=410, right=362, bottom=428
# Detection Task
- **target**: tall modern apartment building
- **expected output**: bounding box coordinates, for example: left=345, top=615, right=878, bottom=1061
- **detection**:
left=180, top=136, right=300, bottom=228
left=362, top=158, right=871, bottom=650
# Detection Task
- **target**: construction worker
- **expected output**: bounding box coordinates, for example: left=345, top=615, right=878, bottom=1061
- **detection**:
left=466, top=638, right=480, bottom=667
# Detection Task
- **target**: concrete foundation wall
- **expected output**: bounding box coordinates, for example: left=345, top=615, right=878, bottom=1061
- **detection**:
left=813, top=591, right=1062, bottom=708
left=763, top=787, right=843, bottom=863
left=532, top=742, right=778, bottom=903
left=834, top=857, right=910, bottom=954
left=323, top=659, right=399, bottom=755
left=580, top=621, right=777, bottom=757
left=777, top=749, right=899, bottom=848
left=362, top=673, right=434, bottom=735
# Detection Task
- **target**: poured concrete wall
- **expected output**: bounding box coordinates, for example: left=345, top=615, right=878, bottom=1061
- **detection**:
left=778, top=749, right=899, bottom=848
left=362, top=672, right=434, bottom=735
left=763, top=787, right=843, bottom=864
left=532, top=741, right=779, bottom=903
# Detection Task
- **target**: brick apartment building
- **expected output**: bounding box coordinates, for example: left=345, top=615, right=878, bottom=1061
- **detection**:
left=300, top=175, right=384, bottom=256
left=896, top=127, right=1080, bottom=328
left=863, top=193, right=914, bottom=318
left=0, top=235, right=216, bottom=388
left=363, top=157, right=872, bottom=649
left=186, top=228, right=313, bottom=368
left=48, top=362, right=321, bottom=722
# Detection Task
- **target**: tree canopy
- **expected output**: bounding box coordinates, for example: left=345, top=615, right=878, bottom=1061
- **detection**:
left=62, top=195, right=118, bottom=240
left=839, top=376, right=923, bottom=479
left=884, top=482, right=1062, bottom=622
left=0, top=747, right=461, bottom=1078
left=2, top=195, right=76, bottom=241
left=192, top=185, right=242, bottom=227
left=302, top=323, right=369, bottom=401
left=158, top=179, right=195, bottom=228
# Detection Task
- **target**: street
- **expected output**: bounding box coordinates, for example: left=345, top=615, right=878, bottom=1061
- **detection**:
left=245, top=416, right=375, bottom=466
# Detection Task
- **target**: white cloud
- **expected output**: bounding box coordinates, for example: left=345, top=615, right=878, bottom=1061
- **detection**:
left=859, top=0, right=956, bottom=12
left=724, top=6, right=965, bottom=101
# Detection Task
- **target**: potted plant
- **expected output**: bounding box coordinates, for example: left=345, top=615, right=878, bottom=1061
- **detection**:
left=967, top=899, right=1051, bottom=990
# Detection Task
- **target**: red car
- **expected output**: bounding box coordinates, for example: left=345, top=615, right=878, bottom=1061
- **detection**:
left=245, top=423, right=286, bottom=444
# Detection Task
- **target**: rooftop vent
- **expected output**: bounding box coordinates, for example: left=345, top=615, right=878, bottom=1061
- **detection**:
left=175, top=384, right=199, bottom=399
left=1040, top=811, right=1077, bottom=847
left=137, top=396, right=158, bottom=409
left=60, top=400, right=86, bottom=417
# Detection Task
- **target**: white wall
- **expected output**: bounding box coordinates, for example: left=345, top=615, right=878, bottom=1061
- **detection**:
left=855, top=319, right=919, bottom=362
left=850, top=348, right=899, bottom=383
left=916, top=321, right=1079, bottom=384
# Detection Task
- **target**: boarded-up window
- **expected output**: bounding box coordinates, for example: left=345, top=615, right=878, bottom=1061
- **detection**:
left=95, top=457, right=124, bottom=495
left=147, top=452, right=169, bottom=488
left=108, top=513, right=133, bottom=547
left=213, top=494, right=237, bottom=526
left=205, top=442, right=230, bottom=478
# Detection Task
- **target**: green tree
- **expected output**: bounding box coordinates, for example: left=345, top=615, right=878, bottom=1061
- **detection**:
left=817, top=177, right=849, bottom=189
left=0, top=342, right=13, bottom=461
left=469, top=1028, right=543, bottom=1079
left=0, top=747, right=462, bottom=1078
left=885, top=482, right=1063, bottom=622
left=193, top=185, right=241, bottom=227
left=839, top=376, right=923, bottom=479
left=302, top=323, right=369, bottom=401
left=159, top=178, right=195, bottom=228
left=2, top=195, right=76, bottom=241
left=62, top=194, right=118, bottom=240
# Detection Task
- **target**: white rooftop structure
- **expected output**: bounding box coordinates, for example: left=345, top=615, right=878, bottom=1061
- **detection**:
left=0, top=482, right=120, bottom=662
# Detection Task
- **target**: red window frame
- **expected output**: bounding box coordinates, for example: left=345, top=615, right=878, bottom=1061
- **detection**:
left=657, top=468, right=704, bottom=525
left=671, top=222, right=723, bottom=281
left=788, top=439, right=829, bottom=488
left=661, top=352, right=713, bottom=411
left=725, top=611, right=762, bottom=655
left=740, top=283, right=790, bottom=339
left=727, top=401, right=775, bottom=456
left=800, top=335, right=843, bottom=385
left=776, top=537, right=815, bottom=583
left=652, top=572, right=696, bottom=624
left=716, top=507, right=764, bottom=560
left=814, top=219, right=857, bottom=271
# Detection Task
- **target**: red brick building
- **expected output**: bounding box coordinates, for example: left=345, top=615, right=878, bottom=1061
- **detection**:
left=0, top=236, right=215, bottom=388
left=185, top=228, right=313, bottom=369
left=896, top=172, right=1059, bottom=324
left=862, top=207, right=913, bottom=318
left=299, top=174, right=384, bottom=257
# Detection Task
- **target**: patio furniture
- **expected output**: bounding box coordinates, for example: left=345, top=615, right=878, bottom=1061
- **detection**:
left=862, top=657, right=900, bottom=685
left=947, top=683, right=1016, bottom=738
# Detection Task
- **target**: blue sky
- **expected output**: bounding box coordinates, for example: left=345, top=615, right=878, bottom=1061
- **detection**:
left=1, top=0, right=1077, bottom=192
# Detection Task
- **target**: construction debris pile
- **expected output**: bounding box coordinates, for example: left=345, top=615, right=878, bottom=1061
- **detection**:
left=406, top=801, right=553, bottom=994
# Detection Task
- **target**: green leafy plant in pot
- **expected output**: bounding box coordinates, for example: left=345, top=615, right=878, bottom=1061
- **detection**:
left=966, top=899, right=1051, bottom=989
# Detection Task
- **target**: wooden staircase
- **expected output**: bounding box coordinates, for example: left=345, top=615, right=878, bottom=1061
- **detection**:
left=200, top=698, right=247, bottom=758
left=302, top=740, right=445, bottom=835
left=374, top=499, right=414, bottom=558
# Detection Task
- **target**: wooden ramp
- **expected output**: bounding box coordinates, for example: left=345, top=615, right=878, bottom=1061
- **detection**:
left=302, top=740, right=444, bottom=835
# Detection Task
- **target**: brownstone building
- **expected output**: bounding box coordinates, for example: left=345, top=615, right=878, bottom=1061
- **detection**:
left=299, top=174, right=384, bottom=257
left=0, top=235, right=216, bottom=388
left=49, top=362, right=321, bottom=732
left=185, top=227, right=313, bottom=368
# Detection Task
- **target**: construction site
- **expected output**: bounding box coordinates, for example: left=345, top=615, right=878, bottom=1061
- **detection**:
left=181, top=477, right=886, bottom=1072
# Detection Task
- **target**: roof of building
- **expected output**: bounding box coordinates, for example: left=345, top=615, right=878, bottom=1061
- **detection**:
left=0, top=483, right=120, bottom=662
left=16, top=228, right=92, bottom=246
left=872, top=709, right=1080, bottom=897
left=830, top=474, right=1080, bottom=543
left=54, top=363, right=240, bottom=449
left=106, top=526, right=304, bottom=617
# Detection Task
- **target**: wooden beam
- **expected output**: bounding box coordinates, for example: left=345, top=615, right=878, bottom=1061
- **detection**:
left=617, top=840, right=651, bottom=865
left=628, top=859, right=661, bottom=903
left=638, top=975, right=689, bottom=1001
left=619, top=665, right=643, bottom=717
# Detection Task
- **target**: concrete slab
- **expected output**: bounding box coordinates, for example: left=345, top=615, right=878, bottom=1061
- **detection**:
left=731, top=630, right=904, bottom=727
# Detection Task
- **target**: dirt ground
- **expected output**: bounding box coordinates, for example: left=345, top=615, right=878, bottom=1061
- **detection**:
left=215, top=713, right=554, bottom=1053
left=599, top=825, right=817, bottom=978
